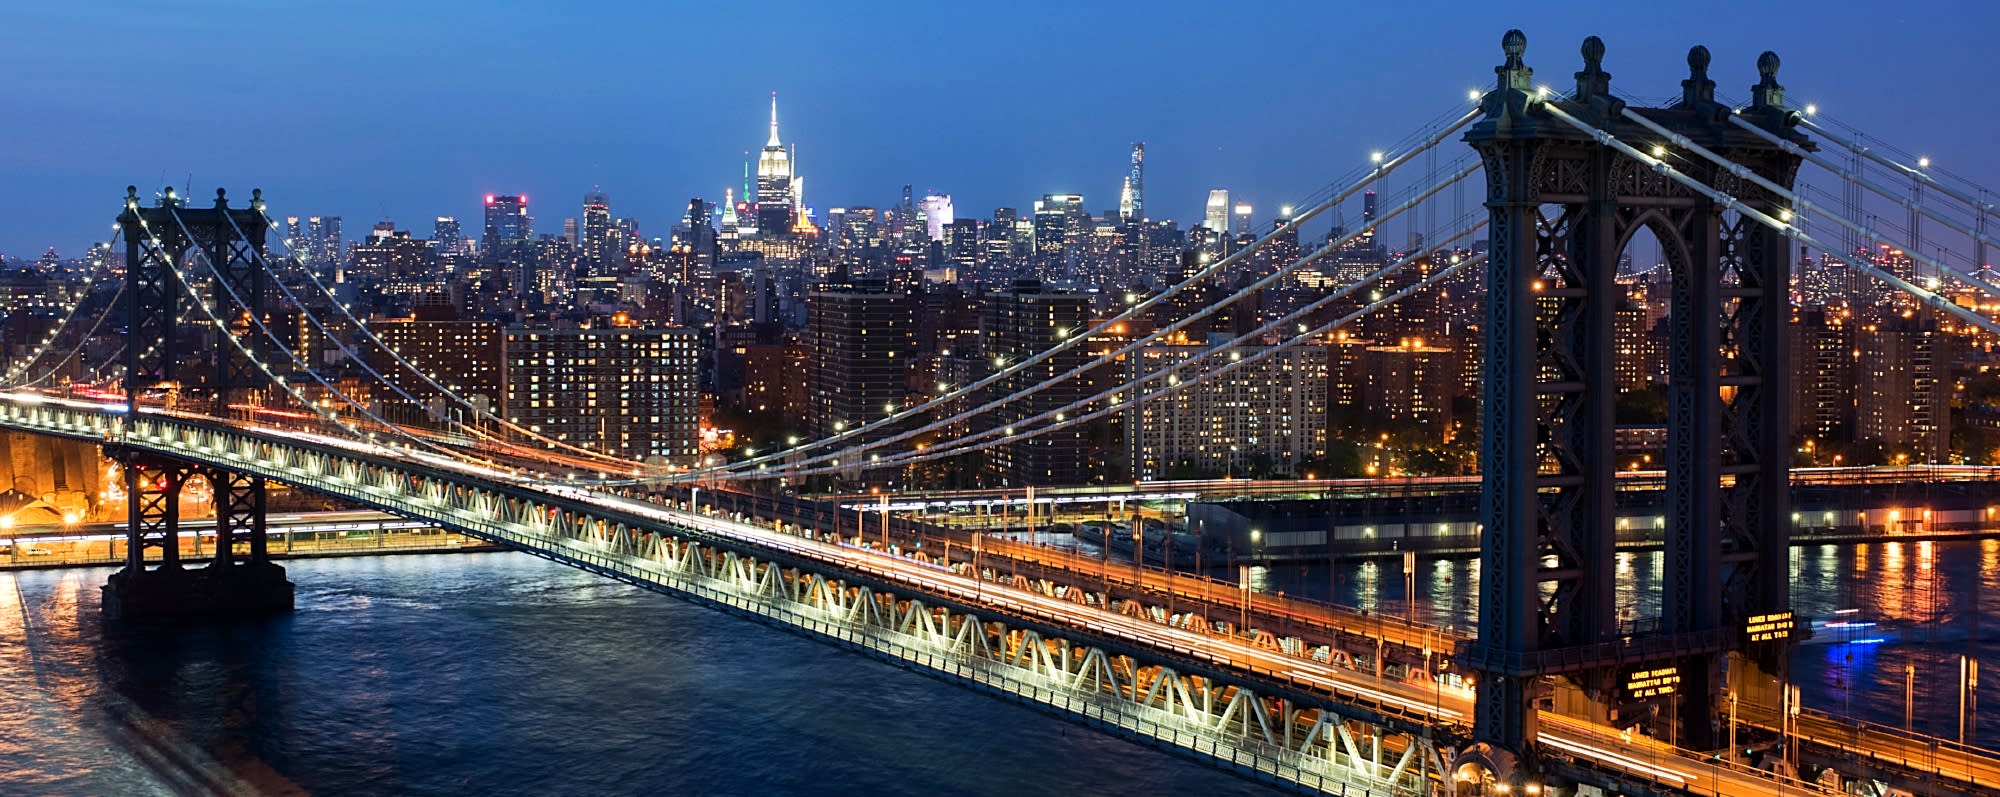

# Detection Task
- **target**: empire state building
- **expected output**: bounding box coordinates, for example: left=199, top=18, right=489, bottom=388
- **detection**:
left=755, top=92, right=796, bottom=233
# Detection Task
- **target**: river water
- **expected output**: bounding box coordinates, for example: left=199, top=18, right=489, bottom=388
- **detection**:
left=1, top=542, right=1995, bottom=795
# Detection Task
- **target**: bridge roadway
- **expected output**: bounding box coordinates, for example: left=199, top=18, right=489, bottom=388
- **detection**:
left=1734, top=702, right=2000, bottom=792
left=4, top=395, right=1990, bottom=795
left=848, top=467, right=2000, bottom=510
left=691, top=488, right=1464, bottom=666
left=572, top=497, right=1825, bottom=796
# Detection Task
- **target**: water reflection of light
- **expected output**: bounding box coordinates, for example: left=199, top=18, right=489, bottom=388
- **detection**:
left=0, top=574, right=21, bottom=642
left=1354, top=560, right=1380, bottom=611
left=1871, top=542, right=1905, bottom=619
left=1245, top=564, right=1271, bottom=593
left=1917, top=540, right=1934, bottom=573
left=1984, top=540, right=2000, bottom=593
left=1615, top=552, right=1633, bottom=575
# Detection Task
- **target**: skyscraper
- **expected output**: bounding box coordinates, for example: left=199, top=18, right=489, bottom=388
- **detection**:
left=1127, top=143, right=1146, bottom=220
left=1031, top=194, right=1085, bottom=280
left=1856, top=313, right=1952, bottom=463
left=482, top=195, right=532, bottom=296
left=806, top=278, right=912, bottom=442
left=304, top=216, right=344, bottom=271
left=982, top=280, right=1093, bottom=486
left=581, top=191, right=613, bottom=277
left=502, top=325, right=700, bottom=465
left=482, top=195, right=531, bottom=252
left=918, top=195, right=954, bottom=241
left=1204, top=189, right=1230, bottom=235
left=433, top=216, right=463, bottom=256
left=755, top=93, right=796, bottom=234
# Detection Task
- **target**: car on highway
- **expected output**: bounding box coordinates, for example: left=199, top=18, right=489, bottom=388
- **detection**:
left=21, top=545, right=54, bottom=556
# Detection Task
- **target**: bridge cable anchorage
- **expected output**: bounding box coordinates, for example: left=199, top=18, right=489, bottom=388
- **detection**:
left=1733, top=115, right=2000, bottom=283
left=1541, top=105, right=2000, bottom=338
left=252, top=222, right=641, bottom=471
left=693, top=151, right=1485, bottom=483
left=0, top=227, right=119, bottom=388
left=219, top=212, right=627, bottom=474
left=151, top=205, right=497, bottom=466
left=753, top=229, right=1485, bottom=478
left=673, top=104, right=1488, bottom=482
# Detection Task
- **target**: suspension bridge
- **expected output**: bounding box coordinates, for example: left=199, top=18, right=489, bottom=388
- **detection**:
left=7, top=30, right=2000, bottom=796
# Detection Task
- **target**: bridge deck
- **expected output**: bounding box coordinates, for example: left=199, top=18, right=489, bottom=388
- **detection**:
left=5, top=395, right=1986, bottom=795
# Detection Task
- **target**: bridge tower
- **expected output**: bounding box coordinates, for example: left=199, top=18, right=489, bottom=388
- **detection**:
left=1456, top=33, right=1806, bottom=784
left=105, top=186, right=292, bottom=620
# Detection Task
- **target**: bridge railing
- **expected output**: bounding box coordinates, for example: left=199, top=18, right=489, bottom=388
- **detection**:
left=695, top=485, right=1469, bottom=654
left=1793, top=704, right=1999, bottom=779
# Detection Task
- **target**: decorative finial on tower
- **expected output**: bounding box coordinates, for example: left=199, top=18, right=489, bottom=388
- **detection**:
left=125, top=185, right=139, bottom=210
left=1497, top=29, right=1533, bottom=92
left=1574, top=35, right=1610, bottom=99
left=1752, top=50, right=1785, bottom=109
left=215, top=187, right=229, bottom=208
left=767, top=91, right=781, bottom=148
left=251, top=188, right=265, bottom=213
left=161, top=185, right=179, bottom=208
left=1681, top=45, right=1717, bottom=106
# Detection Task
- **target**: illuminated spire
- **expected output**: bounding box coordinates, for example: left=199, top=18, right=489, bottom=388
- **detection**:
left=767, top=91, right=781, bottom=148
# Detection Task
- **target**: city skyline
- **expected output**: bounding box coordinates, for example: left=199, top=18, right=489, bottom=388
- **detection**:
left=5, top=7, right=2000, bottom=795
left=4, top=1, right=1995, bottom=255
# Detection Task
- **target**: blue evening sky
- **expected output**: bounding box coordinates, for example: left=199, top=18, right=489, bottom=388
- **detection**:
left=2, top=1, right=1994, bottom=256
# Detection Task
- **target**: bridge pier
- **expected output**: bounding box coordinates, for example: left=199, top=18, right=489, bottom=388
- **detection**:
left=101, top=449, right=292, bottom=621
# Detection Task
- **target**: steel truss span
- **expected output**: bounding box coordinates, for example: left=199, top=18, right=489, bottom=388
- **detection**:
left=12, top=396, right=1883, bottom=796
left=22, top=403, right=1443, bottom=795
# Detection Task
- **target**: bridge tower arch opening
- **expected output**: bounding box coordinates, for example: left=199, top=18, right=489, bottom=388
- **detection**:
left=1460, top=31, right=1808, bottom=783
